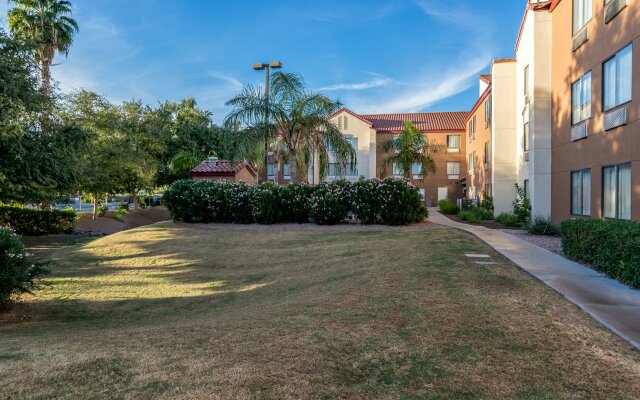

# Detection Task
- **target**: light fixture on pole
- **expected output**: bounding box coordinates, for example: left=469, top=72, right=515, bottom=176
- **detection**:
left=253, top=61, right=282, bottom=183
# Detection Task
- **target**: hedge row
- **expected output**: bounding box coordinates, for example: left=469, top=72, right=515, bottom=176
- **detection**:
left=561, top=219, right=640, bottom=288
left=0, top=206, right=77, bottom=236
left=163, top=178, right=428, bottom=226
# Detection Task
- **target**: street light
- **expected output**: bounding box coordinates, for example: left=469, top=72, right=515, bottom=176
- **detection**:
left=253, top=61, right=282, bottom=183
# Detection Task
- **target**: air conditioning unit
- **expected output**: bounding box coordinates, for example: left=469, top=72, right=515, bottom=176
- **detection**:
left=603, top=107, right=627, bottom=131
left=571, top=122, right=588, bottom=141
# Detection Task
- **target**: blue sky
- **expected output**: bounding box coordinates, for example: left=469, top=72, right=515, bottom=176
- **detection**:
left=1, top=0, right=526, bottom=123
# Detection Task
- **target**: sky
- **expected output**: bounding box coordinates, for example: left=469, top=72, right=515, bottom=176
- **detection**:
left=1, top=0, right=526, bottom=123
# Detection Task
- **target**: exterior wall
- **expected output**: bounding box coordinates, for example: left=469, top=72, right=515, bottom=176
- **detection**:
left=191, top=168, right=257, bottom=185
left=516, top=9, right=553, bottom=218
left=492, top=60, right=519, bottom=215
left=465, top=90, right=493, bottom=203
left=377, top=131, right=467, bottom=206
left=322, top=111, right=377, bottom=183
left=551, top=0, right=640, bottom=222
left=234, top=167, right=258, bottom=184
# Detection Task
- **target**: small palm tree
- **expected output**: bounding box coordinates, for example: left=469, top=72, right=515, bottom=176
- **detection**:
left=225, top=71, right=355, bottom=183
left=379, top=121, right=443, bottom=179
left=8, top=0, right=79, bottom=96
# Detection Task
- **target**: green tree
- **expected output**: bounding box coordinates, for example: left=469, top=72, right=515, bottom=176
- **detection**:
left=225, top=72, right=355, bottom=183
left=8, top=0, right=79, bottom=96
left=379, top=121, right=443, bottom=179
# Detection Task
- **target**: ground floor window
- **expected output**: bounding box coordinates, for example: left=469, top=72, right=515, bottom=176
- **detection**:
left=267, top=163, right=276, bottom=179
left=328, top=163, right=358, bottom=177
left=412, top=162, right=423, bottom=179
left=603, top=163, right=631, bottom=220
left=392, top=162, right=403, bottom=177
left=283, top=163, right=291, bottom=178
left=571, top=169, right=591, bottom=216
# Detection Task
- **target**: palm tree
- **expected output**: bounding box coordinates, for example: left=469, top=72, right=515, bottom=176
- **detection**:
left=379, top=121, right=444, bottom=180
left=8, top=0, right=79, bottom=96
left=224, top=72, right=355, bottom=183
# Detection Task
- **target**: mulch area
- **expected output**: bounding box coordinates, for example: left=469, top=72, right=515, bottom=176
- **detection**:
left=75, top=206, right=171, bottom=235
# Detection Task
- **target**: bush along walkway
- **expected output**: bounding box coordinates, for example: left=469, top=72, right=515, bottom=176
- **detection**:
left=429, top=209, right=640, bottom=351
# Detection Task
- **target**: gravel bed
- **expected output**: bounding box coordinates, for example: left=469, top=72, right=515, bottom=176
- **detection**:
left=500, top=229, right=564, bottom=256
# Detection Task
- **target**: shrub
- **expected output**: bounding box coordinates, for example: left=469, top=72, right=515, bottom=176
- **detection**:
left=0, top=226, right=49, bottom=306
left=458, top=210, right=481, bottom=224
left=438, top=199, right=459, bottom=215
left=496, top=212, right=522, bottom=227
left=0, top=206, right=76, bottom=236
left=223, top=182, right=253, bottom=224
left=163, top=179, right=227, bottom=223
left=527, top=215, right=559, bottom=236
left=481, top=195, right=494, bottom=213
left=251, top=183, right=281, bottom=225
left=97, top=205, right=108, bottom=217
left=349, top=178, right=382, bottom=224
left=512, top=183, right=531, bottom=224
left=280, top=183, right=312, bottom=223
left=378, top=178, right=428, bottom=225
left=561, top=219, right=640, bottom=288
left=309, top=181, right=351, bottom=225
left=114, top=205, right=129, bottom=220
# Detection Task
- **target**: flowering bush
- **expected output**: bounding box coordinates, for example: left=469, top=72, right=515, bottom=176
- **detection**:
left=378, top=178, right=428, bottom=225
left=309, top=181, right=351, bottom=225
left=0, top=226, right=49, bottom=306
left=0, top=206, right=77, bottom=235
left=349, top=178, right=382, bottom=224
left=251, top=182, right=281, bottom=225
left=280, top=183, right=312, bottom=223
left=164, top=178, right=427, bottom=226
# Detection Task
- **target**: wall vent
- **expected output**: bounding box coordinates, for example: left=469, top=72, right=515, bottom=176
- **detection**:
left=603, top=107, right=627, bottom=131
left=605, top=0, right=628, bottom=23
left=572, top=27, right=588, bottom=51
left=571, top=122, right=588, bottom=141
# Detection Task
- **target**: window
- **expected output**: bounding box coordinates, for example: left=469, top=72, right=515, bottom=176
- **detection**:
left=447, top=135, right=461, bottom=149
left=573, top=0, right=592, bottom=34
left=412, top=162, right=423, bottom=179
left=472, top=116, right=476, bottom=139
left=485, top=97, right=492, bottom=128
left=447, top=161, right=461, bottom=178
left=347, top=137, right=358, bottom=150
left=283, top=163, right=291, bottom=178
left=392, top=162, right=403, bottom=177
left=603, top=163, right=631, bottom=219
left=328, top=163, right=358, bottom=177
left=468, top=152, right=475, bottom=173
left=524, top=65, right=530, bottom=97
left=484, top=141, right=490, bottom=167
left=468, top=116, right=476, bottom=142
left=524, top=179, right=530, bottom=200
left=604, top=44, right=632, bottom=111
left=267, top=163, right=276, bottom=179
left=571, top=169, right=591, bottom=216
left=571, top=72, right=592, bottom=124
left=523, top=122, right=530, bottom=152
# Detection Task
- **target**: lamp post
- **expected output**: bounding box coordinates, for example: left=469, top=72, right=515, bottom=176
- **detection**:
left=253, top=61, right=282, bottom=183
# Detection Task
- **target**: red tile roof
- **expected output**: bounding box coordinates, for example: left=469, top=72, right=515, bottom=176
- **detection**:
left=480, top=74, right=492, bottom=85
left=359, top=112, right=467, bottom=132
left=191, top=159, right=256, bottom=177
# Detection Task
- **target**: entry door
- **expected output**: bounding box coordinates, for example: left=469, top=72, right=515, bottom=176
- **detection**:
left=437, top=187, right=448, bottom=201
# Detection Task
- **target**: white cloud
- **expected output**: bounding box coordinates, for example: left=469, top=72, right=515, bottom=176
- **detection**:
left=209, top=72, right=243, bottom=91
left=318, top=75, right=392, bottom=92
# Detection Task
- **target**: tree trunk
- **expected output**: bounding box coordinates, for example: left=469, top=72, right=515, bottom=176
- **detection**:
left=132, top=191, right=140, bottom=210
left=275, top=159, right=281, bottom=185
left=41, top=61, right=52, bottom=97
left=289, top=151, right=300, bottom=183
left=92, top=192, right=99, bottom=220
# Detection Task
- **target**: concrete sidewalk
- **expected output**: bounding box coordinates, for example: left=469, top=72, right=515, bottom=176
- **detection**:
left=428, top=209, right=640, bottom=351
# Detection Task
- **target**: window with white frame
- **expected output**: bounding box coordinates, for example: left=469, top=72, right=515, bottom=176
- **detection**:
left=523, top=122, right=530, bottom=152
left=468, top=152, right=475, bottom=173
left=412, top=162, right=423, bottom=179
left=267, top=163, right=276, bottom=179
left=484, top=141, right=490, bottom=167
left=472, top=116, right=476, bottom=140
left=283, top=163, right=291, bottom=178
left=392, top=162, right=403, bottom=177
left=447, top=161, right=461, bottom=178
left=603, top=163, right=631, bottom=220
left=524, top=65, right=530, bottom=97
left=447, top=135, right=461, bottom=150
left=347, top=137, right=358, bottom=150
left=573, top=0, right=592, bottom=35
left=571, top=72, right=592, bottom=124
left=485, top=97, right=492, bottom=128
left=571, top=169, right=591, bottom=216
left=604, top=44, right=632, bottom=111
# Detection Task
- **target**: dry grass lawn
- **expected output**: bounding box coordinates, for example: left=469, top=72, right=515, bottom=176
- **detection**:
left=2, top=222, right=640, bottom=399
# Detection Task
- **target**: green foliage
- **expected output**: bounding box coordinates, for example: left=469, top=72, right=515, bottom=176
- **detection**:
left=279, top=183, right=312, bottom=223
left=250, top=183, right=281, bottom=225
left=438, top=199, right=459, bottom=215
left=512, top=183, right=531, bottom=225
left=458, top=206, right=492, bottom=224
left=496, top=213, right=522, bottom=227
left=309, top=181, right=351, bottom=225
left=0, top=206, right=76, bottom=235
left=561, top=219, right=640, bottom=288
left=0, top=226, right=49, bottom=306
left=114, top=205, right=129, bottom=220
left=223, top=182, right=253, bottom=224
left=527, top=215, right=559, bottom=236
left=379, top=121, right=443, bottom=179
left=97, top=205, right=108, bottom=217
left=378, top=178, right=428, bottom=225
left=480, top=195, right=494, bottom=213
left=349, top=178, right=382, bottom=224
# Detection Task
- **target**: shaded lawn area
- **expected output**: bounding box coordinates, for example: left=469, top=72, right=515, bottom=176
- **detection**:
left=2, top=223, right=640, bottom=399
